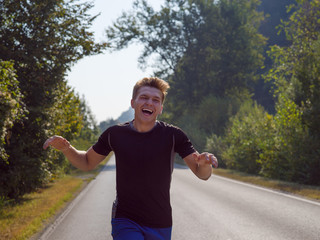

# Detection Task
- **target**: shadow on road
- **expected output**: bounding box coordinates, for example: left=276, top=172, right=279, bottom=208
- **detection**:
left=100, top=163, right=188, bottom=172
left=174, top=163, right=189, bottom=169
left=101, top=164, right=116, bottom=172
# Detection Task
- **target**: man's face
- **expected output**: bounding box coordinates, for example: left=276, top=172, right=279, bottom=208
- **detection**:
left=131, top=86, right=163, bottom=123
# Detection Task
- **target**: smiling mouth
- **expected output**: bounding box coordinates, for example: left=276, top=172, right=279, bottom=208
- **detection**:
left=142, top=108, right=153, bottom=115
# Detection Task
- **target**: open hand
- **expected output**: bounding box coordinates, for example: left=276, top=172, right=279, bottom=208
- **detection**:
left=43, top=135, right=70, bottom=151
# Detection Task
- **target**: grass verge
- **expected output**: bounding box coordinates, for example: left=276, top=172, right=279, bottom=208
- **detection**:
left=0, top=155, right=111, bottom=240
left=213, top=168, right=320, bottom=202
left=0, top=177, right=83, bottom=240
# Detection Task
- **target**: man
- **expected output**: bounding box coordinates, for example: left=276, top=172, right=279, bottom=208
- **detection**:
left=43, top=77, right=218, bottom=240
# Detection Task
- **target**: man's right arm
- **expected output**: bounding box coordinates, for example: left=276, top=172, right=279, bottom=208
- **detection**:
left=43, top=136, right=106, bottom=171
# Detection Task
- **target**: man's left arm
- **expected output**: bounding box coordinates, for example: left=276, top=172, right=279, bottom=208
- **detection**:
left=183, top=152, right=218, bottom=180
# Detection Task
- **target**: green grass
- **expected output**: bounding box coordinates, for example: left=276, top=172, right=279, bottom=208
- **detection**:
left=0, top=176, right=83, bottom=240
left=0, top=155, right=111, bottom=240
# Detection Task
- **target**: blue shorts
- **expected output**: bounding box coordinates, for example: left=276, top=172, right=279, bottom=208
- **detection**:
left=111, top=218, right=172, bottom=240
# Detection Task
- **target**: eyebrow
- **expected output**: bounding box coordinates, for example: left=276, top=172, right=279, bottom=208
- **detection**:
left=139, top=94, right=161, bottom=100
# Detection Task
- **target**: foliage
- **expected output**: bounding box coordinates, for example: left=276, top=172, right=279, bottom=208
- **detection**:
left=105, top=0, right=267, bottom=158
left=0, top=0, right=106, bottom=199
left=0, top=61, right=27, bottom=162
left=50, top=83, right=84, bottom=139
left=197, top=93, right=250, bottom=135
left=205, top=133, right=227, bottom=168
left=71, top=96, right=100, bottom=152
left=253, top=0, right=295, bottom=113
left=105, top=0, right=269, bottom=171
left=45, top=82, right=85, bottom=176
left=99, top=118, right=119, bottom=133
left=168, top=0, right=266, bottom=109
left=106, top=0, right=266, bottom=95
left=0, top=82, right=84, bottom=198
left=215, top=0, right=320, bottom=185
left=174, top=110, right=207, bottom=153
left=258, top=0, right=294, bottom=47
left=258, top=97, right=311, bottom=182
left=106, top=0, right=189, bottom=74
left=222, top=100, right=272, bottom=174
left=104, top=0, right=320, bottom=186
left=98, top=107, right=134, bottom=133
left=263, top=0, right=320, bottom=184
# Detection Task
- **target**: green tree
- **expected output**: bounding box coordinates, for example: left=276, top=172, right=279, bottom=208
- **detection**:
left=106, top=0, right=266, bottom=150
left=222, top=100, right=272, bottom=174
left=0, top=61, right=27, bottom=162
left=71, top=96, right=100, bottom=151
left=99, top=118, right=119, bottom=133
left=170, top=0, right=265, bottom=104
left=106, top=0, right=189, bottom=75
left=0, top=0, right=106, bottom=199
left=258, top=0, right=294, bottom=47
left=106, top=0, right=266, bottom=102
left=253, top=0, right=295, bottom=113
left=258, top=97, right=310, bottom=182
left=41, top=82, right=84, bottom=178
left=263, top=0, right=320, bottom=184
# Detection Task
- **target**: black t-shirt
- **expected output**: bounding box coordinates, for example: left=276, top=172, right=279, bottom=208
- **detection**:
left=92, top=121, right=195, bottom=228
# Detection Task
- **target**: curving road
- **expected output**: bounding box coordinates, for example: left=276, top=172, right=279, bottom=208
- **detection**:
left=39, top=155, right=320, bottom=240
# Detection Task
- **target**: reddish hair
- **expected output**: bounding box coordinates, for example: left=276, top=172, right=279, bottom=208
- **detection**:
left=132, top=77, right=170, bottom=103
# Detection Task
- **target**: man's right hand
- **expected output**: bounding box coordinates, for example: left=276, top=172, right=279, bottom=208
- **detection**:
left=43, top=135, right=71, bottom=152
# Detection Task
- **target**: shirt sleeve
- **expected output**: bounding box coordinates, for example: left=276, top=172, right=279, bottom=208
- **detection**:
left=173, top=127, right=196, bottom=158
left=92, top=128, right=113, bottom=156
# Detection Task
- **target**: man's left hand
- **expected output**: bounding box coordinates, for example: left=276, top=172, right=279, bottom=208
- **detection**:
left=193, top=152, right=218, bottom=168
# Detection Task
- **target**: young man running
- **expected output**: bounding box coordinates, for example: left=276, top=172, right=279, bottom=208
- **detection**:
left=43, top=77, right=218, bottom=240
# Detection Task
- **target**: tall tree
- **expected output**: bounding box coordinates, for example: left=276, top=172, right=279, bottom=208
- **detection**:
left=106, top=0, right=266, bottom=130
left=0, top=61, right=27, bottom=163
left=71, top=96, right=100, bottom=151
left=168, top=0, right=266, bottom=109
left=0, top=0, right=106, bottom=198
left=253, top=0, right=295, bottom=113
left=258, top=0, right=294, bottom=47
left=106, top=0, right=190, bottom=75
left=262, top=0, right=320, bottom=184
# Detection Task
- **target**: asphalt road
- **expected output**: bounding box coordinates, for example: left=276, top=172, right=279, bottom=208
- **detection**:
left=39, top=155, right=320, bottom=240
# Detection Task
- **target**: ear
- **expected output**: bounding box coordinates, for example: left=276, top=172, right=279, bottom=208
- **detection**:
left=131, top=99, right=135, bottom=108
left=159, top=105, right=163, bottom=115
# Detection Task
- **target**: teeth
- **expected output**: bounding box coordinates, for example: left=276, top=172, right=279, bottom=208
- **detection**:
left=142, top=109, right=153, bottom=114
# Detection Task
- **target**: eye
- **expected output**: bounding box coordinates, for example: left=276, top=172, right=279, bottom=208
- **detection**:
left=140, top=95, right=148, bottom=100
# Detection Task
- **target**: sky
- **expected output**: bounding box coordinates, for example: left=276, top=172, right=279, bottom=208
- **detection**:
left=67, top=0, right=162, bottom=123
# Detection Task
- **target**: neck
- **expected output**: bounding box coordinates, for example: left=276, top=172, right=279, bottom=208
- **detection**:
left=132, top=119, right=156, bottom=132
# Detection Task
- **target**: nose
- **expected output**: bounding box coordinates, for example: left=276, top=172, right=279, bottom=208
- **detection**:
left=146, top=98, right=153, bottom=105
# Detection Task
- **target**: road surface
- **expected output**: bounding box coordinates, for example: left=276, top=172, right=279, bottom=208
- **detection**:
left=39, top=154, right=320, bottom=240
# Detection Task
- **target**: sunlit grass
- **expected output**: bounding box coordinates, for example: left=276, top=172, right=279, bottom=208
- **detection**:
left=0, top=154, right=111, bottom=240
left=213, top=168, right=320, bottom=201
left=0, top=176, right=83, bottom=240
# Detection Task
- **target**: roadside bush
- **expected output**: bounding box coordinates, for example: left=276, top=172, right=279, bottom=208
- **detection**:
left=175, top=111, right=207, bottom=153
left=259, top=96, right=312, bottom=183
left=262, top=0, right=320, bottom=184
left=205, top=134, right=227, bottom=168
left=0, top=61, right=27, bottom=162
left=196, top=95, right=243, bottom=136
left=223, top=100, right=272, bottom=174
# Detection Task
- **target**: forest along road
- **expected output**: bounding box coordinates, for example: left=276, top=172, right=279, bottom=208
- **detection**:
left=39, top=155, right=320, bottom=240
